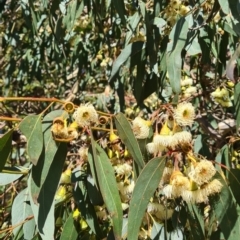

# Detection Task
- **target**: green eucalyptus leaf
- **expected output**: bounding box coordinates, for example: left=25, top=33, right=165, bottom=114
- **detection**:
left=19, top=115, right=43, bottom=165
left=113, top=0, right=126, bottom=25
left=188, top=203, right=205, bottom=238
left=133, top=55, right=146, bottom=104
left=109, top=42, right=146, bottom=82
left=128, top=157, right=165, bottom=240
left=234, top=83, right=240, bottom=129
left=150, top=220, right=163, bottom=239
left=28, top=173, right=55, bottom=240
left=91, top=139, right=123, bottom=240
left=0, top=172, right=23, bottom=186
left=0, top=129, right=13, bottom=172
left=72, top=166, right=103, bottom=238
left=86, top=174, right=104, bottom=206
left=28, top=110, right=68, bottom=240
left=12, top=188, right=35, bottom=239
left=218, top=0, right=230, bottom=14
left=171, top=207, right=187, bottom=229
left=166, top=17, right=189, bottom=94
left=125, top=12, right=142, bottom=44
left=215, top=144, right=230, bottom=175
left=122, top=218, right=128, bottom=240
left=185, top=35, right=201, bottom=56
left=211, top=172, right=240, bottom=240
left=87, top=146, right=100, bottom=191
left=115, top=112, right=145, bottom=169
left=229, top=169, right=240, bottom=205
left=60, top=215, right=78, bottom=240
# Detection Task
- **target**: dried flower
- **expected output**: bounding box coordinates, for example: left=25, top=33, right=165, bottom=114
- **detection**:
left=173, top=131, right=192, bottom=146
left=73, top=103, right=98, bottom=127
left=118, top=181, right=135, bottom=195
left=171, top=174, right=190, bottom=197
left=153, top=134, right=173, bottom=148
left=184, top=86, right=197, bottom=98
left=114, top=163, right=132, bottom=176
left=51, top=117, right=68, bottom=139
left=132, top=117, right=151, bottom=139
left=181, top=189, right=198, bottom=203
left=188, top=160, right=216, bottom=185
left=160, top=167, right=174, bottom=186
left=67, top=127, right=78, bottom=139
left=78, top=146, right=88, bottom=161
left=181, top=77, right=193, bottom=86
left=201, top=179, right=223, bottom=196
left=174, top=102, right=195, bottom=126
left=162, top=184, right=173, bottom=198
left=163, top=171, right=190, bottom=198
left=146, top=142, right=158, bottom=155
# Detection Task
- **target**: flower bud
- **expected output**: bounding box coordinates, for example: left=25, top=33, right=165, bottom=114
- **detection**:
left=80, top=218, right=88, bottom=230
left=73, top=209, right=81, bottom=220
left=60, top=169, right=72, bottom=184
left=55, top=217, right=63, bottom=227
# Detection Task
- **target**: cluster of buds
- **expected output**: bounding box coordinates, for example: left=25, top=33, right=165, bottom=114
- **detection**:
left=55, top=168, right=73, bottom=202
left=181, top=77, right=197, bottom=99
left=230, top=139, right=240, bottom=169
left=211, top=85, right=234, bottom=108
left=162, top=154, right=223, bottom=204
left=73, top=208, right=88, bottom=230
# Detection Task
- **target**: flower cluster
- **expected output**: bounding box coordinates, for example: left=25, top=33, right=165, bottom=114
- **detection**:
left=211, top=87, right=233, bottom=107
left=162, top=0, right=190, bottom=27
left=181, top=77, right=197, bottom=99
left=51, top=103, right=99, bottom=141
left=162, top=155, right=223, bottom=204
left=146, top=102, right=195, bottom=155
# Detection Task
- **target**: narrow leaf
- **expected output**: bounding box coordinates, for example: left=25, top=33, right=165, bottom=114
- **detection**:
left=0, top=172, right=23, bottom=186
left=112, top=0, right=126, bottom=25
left=12, top=188, right=35, bottom=239
left=228, top=169, right=240, bottom=205
left=234, top=83, right=240, bottom=129
left=0, top=129, right=13, bottom=172
left=29, top=110, right=68, bottom=240
left=211, top=172, right=240, bottom=239
left=128, top=157, right=165, bottom=240
left=218, top=0, right=230, bottom=15
left=60, top=215, right=78, bottom=240
left=72, top=166, right=103, bottom=238
left=91, top=140, right=123, bottom=240
left=28, top=174, right=55, bottom=240
left=226, top=44, right=240, bottom=81
left=115, top=112, right=145, bottom=169
left=37, top=142, right=67, bottom=236
left=109, top=42, right=146, bottom=82
left=166, top=17, right=189, bottom=94
left=186, top=203, right=205, bottom=239
left=19, top=115, right=43, bottom=165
